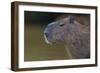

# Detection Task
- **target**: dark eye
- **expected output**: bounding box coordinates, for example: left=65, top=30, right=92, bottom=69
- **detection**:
left=59, top=23, right=64, bottom=27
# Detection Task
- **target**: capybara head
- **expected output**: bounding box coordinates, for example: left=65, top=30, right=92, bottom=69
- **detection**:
left=44, top=16, right=82, bottom=44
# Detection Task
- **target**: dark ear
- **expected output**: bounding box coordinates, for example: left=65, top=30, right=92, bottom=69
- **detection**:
left=68, top=15, right=75, bottom=24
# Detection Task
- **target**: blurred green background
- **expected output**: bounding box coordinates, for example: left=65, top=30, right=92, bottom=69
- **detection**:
left=24, top=11, right=70, bottom=61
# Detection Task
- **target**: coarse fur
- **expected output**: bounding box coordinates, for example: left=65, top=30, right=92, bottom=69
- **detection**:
left=44, top=15, right=90, bottom=59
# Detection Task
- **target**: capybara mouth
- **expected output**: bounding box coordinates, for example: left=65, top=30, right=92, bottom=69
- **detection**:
left=44, top=34, right=52, bottom=44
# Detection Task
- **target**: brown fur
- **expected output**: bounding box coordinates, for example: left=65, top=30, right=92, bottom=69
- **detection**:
left=44, top=15, right=90, bottom=59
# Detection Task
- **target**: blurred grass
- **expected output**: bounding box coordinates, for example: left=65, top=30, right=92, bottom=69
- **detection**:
left=24, top=24, right=69, bottom=61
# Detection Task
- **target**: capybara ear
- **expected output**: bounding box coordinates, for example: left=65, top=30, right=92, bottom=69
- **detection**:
left=68, top=15, right=75, bottom=24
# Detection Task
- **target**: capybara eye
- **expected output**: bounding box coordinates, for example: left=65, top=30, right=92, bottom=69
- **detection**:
left=59, top=23, right=64, bottom=27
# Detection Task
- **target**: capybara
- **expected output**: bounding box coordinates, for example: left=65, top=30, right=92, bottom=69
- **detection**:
left=44, top=15, right=90, bottom=59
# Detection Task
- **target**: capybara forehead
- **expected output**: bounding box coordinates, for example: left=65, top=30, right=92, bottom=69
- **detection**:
left=48, top=17, right=69, bottom=26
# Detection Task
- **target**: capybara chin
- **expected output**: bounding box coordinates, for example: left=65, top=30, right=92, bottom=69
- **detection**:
left=44, top=15, right=90, bottom=59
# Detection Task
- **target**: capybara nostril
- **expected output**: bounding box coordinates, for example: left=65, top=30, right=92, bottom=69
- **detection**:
left=44, top=32, right=49, bottom=38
